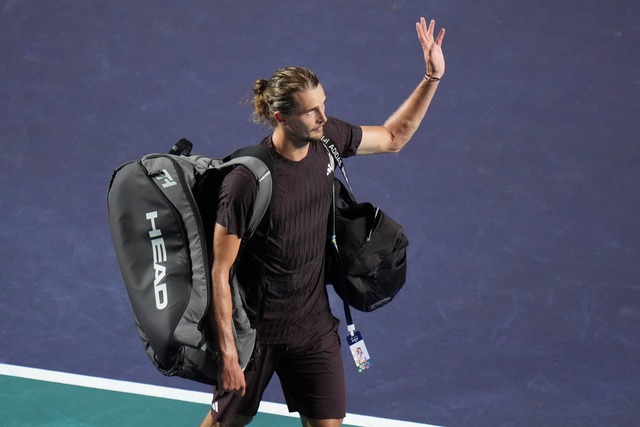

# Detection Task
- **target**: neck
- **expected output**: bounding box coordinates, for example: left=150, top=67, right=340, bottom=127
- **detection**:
left=272, top=128, right=310, bottom=161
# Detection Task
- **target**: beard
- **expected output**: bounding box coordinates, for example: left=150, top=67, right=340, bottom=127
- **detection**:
left=306, top=126, right=325, bottom=143
left=281, top=114, right=325, bottom=146
left=305, top=134, right=323, bottom=144
left=289, top=126, right=324, bottom=146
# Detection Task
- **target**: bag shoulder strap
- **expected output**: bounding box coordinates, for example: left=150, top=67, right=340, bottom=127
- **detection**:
left=172, top=140, right=275, bottom=239
left=172, top=139, right=275, bottom=334
left=222, top=144, right=275, bottom=237
left=222, top=144, right=275, bottom=327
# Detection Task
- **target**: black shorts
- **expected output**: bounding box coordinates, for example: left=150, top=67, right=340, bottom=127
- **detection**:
left=210, top=322, right=346, bottom=422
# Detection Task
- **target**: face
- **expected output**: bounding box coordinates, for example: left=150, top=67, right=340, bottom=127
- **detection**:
left=279, top=84, right=328, bottom=144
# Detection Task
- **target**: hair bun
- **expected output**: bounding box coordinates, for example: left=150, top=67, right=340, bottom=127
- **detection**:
left=253, top=79, right=269, bottom=95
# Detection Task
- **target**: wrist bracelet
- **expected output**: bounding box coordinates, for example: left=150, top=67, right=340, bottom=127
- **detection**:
left=424, top=72, right=441, bottom=82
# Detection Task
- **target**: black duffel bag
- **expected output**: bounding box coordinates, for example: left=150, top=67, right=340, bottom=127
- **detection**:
left=322, top=136, right=409, bottom=313
left=327, top=178, right=409, bottom=312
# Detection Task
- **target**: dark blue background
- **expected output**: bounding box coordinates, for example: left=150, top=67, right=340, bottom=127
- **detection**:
left=2, top=1, right=639, bottom=425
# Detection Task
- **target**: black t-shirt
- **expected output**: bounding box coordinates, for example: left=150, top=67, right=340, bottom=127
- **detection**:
left=216, top=117, right=362, bottom=344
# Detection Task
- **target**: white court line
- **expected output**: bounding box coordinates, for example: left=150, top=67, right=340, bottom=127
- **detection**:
left=0, top=363, right=442, bottom=427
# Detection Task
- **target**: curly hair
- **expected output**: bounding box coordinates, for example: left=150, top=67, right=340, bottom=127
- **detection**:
left=252, top=66, right=319, bottom=126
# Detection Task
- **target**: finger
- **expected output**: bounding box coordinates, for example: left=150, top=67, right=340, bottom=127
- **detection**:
left=213, top=386, right=227, bottom=399
left=416, top=19, right=432, bottom=47
left=419, top=16, right=427, bottom=31
left=416, top=18, right=427, bottom=40
left=436, top=28, right=445, bottom=46
left=238, top=377, right=247, bottom=397
left=428, top=19, right=435, bottom=38
left=231, top=382, right=246, bottom=397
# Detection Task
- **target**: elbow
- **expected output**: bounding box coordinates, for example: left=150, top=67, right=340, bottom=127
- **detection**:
left=388, top=140, right=405, bottom=153
left=383, top=122, right=414, bottom=153
left=386, top=133, right=409, bottom=153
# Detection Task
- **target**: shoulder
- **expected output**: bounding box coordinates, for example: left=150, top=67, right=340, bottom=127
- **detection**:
left=225, top=164, right=256, bottom=181
left=220, top=165, right=258, bottom=197
left=323, top=116, right=362, bottom=140
left=323, top=117, right=363, bottom=157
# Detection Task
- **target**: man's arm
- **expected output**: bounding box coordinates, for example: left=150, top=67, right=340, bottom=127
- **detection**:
left=209, top=223, right=245, bottom=397
left=357, top=17, right=446, bottom=155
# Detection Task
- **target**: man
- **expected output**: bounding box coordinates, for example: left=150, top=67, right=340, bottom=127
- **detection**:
left=201, top=17, right=445, bottom=427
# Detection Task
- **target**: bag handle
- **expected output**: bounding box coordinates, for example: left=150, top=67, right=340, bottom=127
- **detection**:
left=169, top=138, right=193, bottom=156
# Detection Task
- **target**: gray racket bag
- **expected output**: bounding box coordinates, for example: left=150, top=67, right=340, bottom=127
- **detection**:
left=107, top=139, right=273, bottom=385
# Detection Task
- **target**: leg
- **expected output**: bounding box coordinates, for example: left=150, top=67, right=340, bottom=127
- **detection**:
left=300, top=415, right=343, bottom=427
left=201, top=345, right=280, bottom=426
left=277, top=322, right=346, bottom=423
left=200, top=410, right=253, bottom=427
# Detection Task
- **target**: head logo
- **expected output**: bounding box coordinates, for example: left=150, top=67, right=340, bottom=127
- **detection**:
left=146, top=211, right=168, bottom=310
left=155, top=169, right=177, bottom=188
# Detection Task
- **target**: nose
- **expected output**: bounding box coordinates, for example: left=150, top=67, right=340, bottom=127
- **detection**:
left=317, top=108, right=327, bottom=124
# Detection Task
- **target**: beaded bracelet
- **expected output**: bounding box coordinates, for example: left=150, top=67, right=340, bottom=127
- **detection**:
left=424, top=72, right=441, bottom=82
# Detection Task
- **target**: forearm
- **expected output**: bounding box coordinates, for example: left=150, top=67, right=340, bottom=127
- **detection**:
left=210, top=268, right=238, bottom=363
left=383, top=76, right=441, bottom=151
left=209, top=223, right=243, bottom=365
left=357, top=17, right=446, bottom=155
left=358, top=76, right=441, bottom=155
left=209, top=222, right=246, bottom=395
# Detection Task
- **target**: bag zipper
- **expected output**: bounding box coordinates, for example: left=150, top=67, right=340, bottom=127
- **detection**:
left=366, top=207, right=380, bottom=242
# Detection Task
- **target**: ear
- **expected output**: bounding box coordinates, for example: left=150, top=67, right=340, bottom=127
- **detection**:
left=274, top=111, right=286, bottom=124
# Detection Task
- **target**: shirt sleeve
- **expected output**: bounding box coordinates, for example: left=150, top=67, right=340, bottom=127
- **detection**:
left=216, top=165, right=257, bottom=238
left=323, top=116, right=362, bottom=158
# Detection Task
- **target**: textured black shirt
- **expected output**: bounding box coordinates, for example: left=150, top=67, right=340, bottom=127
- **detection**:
left=216, top=117, right=362, bottom=344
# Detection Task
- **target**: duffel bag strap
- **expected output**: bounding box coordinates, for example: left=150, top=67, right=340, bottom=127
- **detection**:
left=323, top=136, right=356, bottom=337
left=321, top=135, right=353, bottom=192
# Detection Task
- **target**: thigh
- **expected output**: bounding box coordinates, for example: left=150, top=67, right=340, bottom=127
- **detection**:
left=276, top=327, right=346, bottom=420
left=209, top=345, right=282, bottom=423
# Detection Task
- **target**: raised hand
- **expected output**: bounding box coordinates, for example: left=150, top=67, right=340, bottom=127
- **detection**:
left=416, top=17, right=446, bottom=79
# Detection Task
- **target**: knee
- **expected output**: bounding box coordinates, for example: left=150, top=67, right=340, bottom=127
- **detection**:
left=199, top=411, right=215, bottom=427
left=223, top=414, right=254, bottom=426
left=201, top=413, right=253, bottom=427
left=300, top=416, right=343, bottom=427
